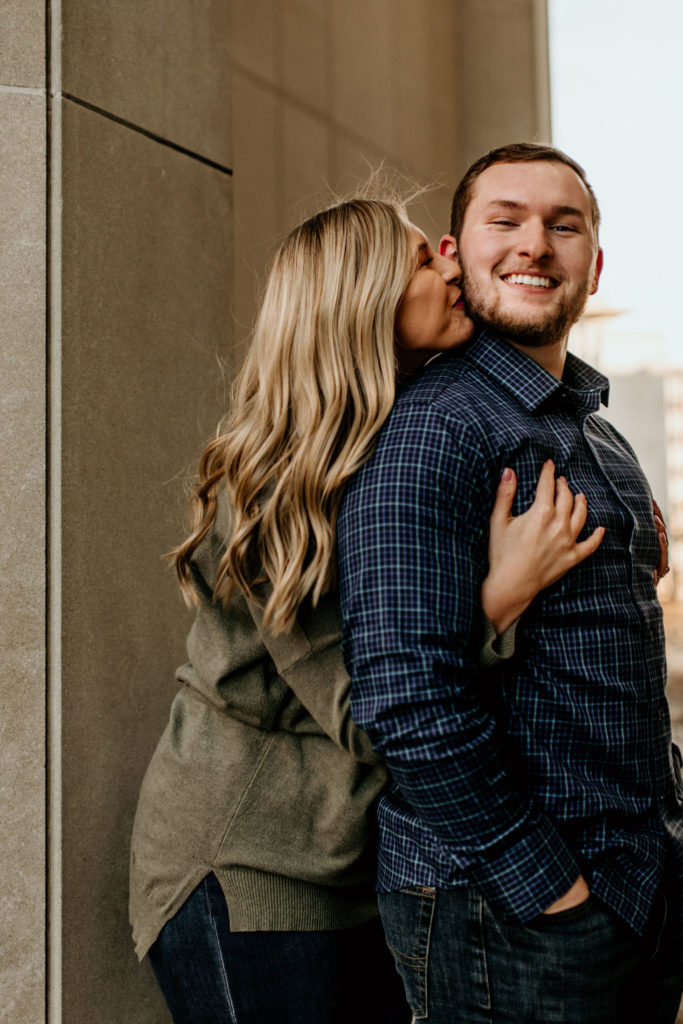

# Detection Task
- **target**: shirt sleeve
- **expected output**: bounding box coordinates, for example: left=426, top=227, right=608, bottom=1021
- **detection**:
left=337, top=400, right=580, bottom=920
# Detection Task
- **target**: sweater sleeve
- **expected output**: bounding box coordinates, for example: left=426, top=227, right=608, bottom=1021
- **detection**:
left=479, top=615, right=519, bottom=669
left=193, top=491, right=381, bottom=765
left=246, top=591, right=381, bottom=765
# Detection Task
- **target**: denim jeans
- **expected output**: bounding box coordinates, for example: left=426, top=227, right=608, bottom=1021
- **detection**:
left=378, top=873, right=683, bottom=1023
left=148, top=873, right=411, bottom=1024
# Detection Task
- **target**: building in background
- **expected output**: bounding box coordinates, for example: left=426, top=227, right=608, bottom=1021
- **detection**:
left=569, top=306, right=682, bottom=599
left=665, top=373, right=683, bottom=599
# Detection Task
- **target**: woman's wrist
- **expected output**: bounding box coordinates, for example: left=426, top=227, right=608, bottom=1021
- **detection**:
left=481, top=575, right=532, bottom=636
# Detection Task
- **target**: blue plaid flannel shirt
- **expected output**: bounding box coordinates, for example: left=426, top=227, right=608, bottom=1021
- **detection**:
left=338, top=330, right=683, bottom=935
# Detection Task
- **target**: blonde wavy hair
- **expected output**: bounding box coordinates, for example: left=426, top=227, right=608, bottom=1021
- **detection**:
left=172, top=197, right=416, bottom=632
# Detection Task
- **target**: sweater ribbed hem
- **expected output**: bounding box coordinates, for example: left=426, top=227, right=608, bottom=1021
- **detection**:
left=133, top=867, right=378, bottom=960
left=479, top=614, right=519, bottom=669
left=215, top=867, right=379, bottom=932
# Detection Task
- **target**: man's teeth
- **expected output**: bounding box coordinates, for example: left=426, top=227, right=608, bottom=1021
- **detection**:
left=504, top=273, right=553, bottom=288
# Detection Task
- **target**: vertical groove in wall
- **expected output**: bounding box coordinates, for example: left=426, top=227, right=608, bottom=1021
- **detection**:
left=323, top=3, right=335, bottom=184
left=272, top=0, right=285, bottom=231
left=533, top=0, right=552, bottom=141
left=45, top=0, right=51, bottom=1013
left=452, top=0, right=467, bottom=176
left=47, top=0, right=62, bottom=1019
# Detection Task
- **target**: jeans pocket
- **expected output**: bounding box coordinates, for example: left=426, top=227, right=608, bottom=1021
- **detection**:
left=529, top=893, right=596, bottom=928
left=378, top=888, right=435, bottom=1021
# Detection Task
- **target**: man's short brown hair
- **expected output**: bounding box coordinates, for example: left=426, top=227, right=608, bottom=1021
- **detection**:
left=450, top=142, right=601, bottom=241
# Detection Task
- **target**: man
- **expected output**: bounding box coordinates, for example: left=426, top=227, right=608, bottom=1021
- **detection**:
left=337, top=144, right=683, bottom=1023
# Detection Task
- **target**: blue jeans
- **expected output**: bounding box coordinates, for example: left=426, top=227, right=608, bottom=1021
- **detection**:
left=148, top=873, right=411, bottom=1024
left=379, top=875, right=683, bottom=1023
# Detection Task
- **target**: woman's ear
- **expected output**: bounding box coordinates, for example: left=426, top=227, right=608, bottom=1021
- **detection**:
left=439, top=234, right=458, bottom=260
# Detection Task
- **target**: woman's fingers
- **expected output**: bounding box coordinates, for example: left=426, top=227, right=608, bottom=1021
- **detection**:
left=532, top=459, right=556, bottom=510
left=554, top=475, right=574, bottom=520
left=484, top=463, right=604, bottom=630
left=490, top=467, right=517, bottom=526
left=655, top=527, right=669, bottom=585
left=573, top=525, right=605, bottom=562
left=568, top=490, right=588, bottom=537
left=497, top=460, right=603, bottom=571
left=651, top=499, right=669, bottom=585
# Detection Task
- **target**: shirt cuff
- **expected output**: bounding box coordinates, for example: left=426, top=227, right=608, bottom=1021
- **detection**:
left=463, top=813, right=581, bottom=921
left=478, top=615, right=519, bottom=669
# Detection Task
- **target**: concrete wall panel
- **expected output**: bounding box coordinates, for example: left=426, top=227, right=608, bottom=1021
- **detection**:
left=58, top=96, right=231, bottom=1022
left=280, top=103, right=331, bottom=226
left=389, top=0, right=460, bottom=183
left=231, top=0, right=277, bottom=82
left=0, top=90, right=46, bottom=1024
left=231, top=72, right=280, bottom=362
left=455, top=0, right=551, bottom=172
left=62, top=0, right=232, bottom=167
left=231, top=0, right=469, bottom=350
left=281, top=0, right=328, bottom=109
left=331, top=0, right=396, bottom=153
left=0, top=1, right=45, bottom=87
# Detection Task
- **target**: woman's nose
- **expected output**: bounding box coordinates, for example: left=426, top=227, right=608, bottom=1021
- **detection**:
left=434, top=251, right=461, bottom=283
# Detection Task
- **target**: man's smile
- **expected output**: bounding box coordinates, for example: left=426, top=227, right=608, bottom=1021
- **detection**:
left=500, top=273, right=558, bottom=289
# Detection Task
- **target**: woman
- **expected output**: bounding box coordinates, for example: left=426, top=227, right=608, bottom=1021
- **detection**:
left=130, top=197, right=604, bottom=1024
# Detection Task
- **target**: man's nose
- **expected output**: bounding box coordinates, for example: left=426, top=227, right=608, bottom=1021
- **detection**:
left=517, top=221, right=552, bottom=261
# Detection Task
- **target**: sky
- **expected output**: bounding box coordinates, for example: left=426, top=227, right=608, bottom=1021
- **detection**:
left=548, top=0, right=683, bottom=367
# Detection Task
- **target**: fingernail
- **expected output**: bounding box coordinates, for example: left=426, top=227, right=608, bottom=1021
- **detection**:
left=501, top=467, right=513, bottom=482
left=545, top=459, right=554, bottom=466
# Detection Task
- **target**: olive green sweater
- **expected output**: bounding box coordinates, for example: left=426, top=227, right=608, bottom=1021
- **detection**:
left=129, top=497, right=515, bottom=960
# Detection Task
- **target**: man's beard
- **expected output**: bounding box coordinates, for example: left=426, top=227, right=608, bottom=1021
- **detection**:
left=461, top=265, right=591, bottom=348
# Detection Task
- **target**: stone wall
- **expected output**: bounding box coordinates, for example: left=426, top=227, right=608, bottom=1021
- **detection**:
left=0, top=2, right=47, bottom=1020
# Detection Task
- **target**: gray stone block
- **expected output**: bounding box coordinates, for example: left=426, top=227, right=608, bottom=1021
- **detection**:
left=0, top=0, right=45, bottom=87
left=0, top=89, right=46, bottom=1024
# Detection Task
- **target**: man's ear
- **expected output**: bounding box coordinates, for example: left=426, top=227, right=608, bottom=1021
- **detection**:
left=591, top=248, right=604, bottom=295
left=439, top=234, right=458, bottom=260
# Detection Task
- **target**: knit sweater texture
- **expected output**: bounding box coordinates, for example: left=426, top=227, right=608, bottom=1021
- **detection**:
left=129, top=494, right=515, bottom=960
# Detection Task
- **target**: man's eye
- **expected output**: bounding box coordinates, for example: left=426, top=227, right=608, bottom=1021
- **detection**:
left=551, top=224, right=577, bottom=233
left=492, top=219, right=516, bottom=227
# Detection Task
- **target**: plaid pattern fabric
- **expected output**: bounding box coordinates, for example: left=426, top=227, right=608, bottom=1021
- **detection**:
left=338, top=330, right=683, bottom=936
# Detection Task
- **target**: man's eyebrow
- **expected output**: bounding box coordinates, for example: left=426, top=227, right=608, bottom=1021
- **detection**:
left=485, top=200, right=528, bottom=211
left=552, top=205, right=586, bottom=219
left=485, top=199, right=586, bottom=220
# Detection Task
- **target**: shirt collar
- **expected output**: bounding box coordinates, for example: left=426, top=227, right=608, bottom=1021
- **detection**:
left=464, top=329, right=610, bottom=415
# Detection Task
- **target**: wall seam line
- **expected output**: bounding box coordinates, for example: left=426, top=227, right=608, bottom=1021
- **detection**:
left=59, top=91, right=233, bottom=174
left=45, top=0, right=51, bottom=1012
left=0, top=83, right=45, bottom=94
left=47, top=0, right=63, bottom=1019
